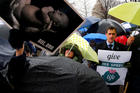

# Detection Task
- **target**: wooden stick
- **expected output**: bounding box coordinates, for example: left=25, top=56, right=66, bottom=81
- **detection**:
left=123, top=82, right=129, bottom=93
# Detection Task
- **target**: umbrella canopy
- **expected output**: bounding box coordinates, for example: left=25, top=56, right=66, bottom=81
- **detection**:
left=63, top=33, right=99, bottom=63
left=79, top=16, right=101, bottom=28
left=78, top=16, right=101, bottom=33
left=83, top=33, right=107, bottom=43
left=121, top=22, right=138, bottom=33
left=87, top=19, right=126, bottom=36
left=108, top=2, right=140, bottom=26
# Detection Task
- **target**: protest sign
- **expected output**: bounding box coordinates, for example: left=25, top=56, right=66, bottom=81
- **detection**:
left=96, top=50, right=132, bottom=85
left=0, top=0, right=84, bottom=54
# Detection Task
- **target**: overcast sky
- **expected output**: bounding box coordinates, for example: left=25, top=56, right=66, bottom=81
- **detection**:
left=66, top=0, right=96, bottom=17
left=66, top=0, right=125, bottom=18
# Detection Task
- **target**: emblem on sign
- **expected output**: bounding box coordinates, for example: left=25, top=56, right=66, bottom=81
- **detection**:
left=102, top=69, right=120, bottom=83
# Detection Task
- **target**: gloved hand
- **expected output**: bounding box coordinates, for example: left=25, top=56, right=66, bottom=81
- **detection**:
left=123, top=62, right=131, bottom=68
left=8, top=29, right=25, bottom=49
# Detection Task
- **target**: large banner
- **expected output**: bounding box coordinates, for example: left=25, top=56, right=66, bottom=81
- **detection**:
left=0, top=0, right=84, bottom=54
left=96, top=50, right=132, bottom=85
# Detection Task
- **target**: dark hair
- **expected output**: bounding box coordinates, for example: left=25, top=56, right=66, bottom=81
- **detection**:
left=106, top=26, right=117, bottom=33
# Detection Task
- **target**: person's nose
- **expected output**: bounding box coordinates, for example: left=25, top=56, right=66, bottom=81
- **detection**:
left=54, top=10, right=60, bottom=13
left=111, top=33, right=115, bottom=37
left=109, top=34, right=113, bottom=37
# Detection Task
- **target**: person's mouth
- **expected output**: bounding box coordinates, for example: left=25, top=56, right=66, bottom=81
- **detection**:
left=48, top=11, right=54, bottom=19
left=41, top=6, right=54, bottom=24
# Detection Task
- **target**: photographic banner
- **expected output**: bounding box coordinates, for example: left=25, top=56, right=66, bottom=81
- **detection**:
left=96, top=50, right=132, bottom=85
left=0, top=0, right=84, bottom=54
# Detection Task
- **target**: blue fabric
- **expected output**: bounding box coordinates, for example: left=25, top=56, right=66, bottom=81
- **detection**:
left=121, top=22, right=138, bottom=32
left=78, top=16, right=101, bottom=33
left=83, top=33, right=107, bottom=43
left=78, top=27, right=88, bottom=33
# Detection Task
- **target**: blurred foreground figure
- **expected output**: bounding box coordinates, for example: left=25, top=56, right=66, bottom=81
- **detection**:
left=126, top=32, right=140, bottom=93
left=5, top=29, right=111, bottom=93
left=0, top=37, right=15, bottom=93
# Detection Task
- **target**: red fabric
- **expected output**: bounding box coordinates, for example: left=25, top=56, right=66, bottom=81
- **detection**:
left=115, top=35, right=127, bottom=45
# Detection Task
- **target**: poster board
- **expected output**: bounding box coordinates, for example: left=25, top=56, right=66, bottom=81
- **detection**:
left=0, top=0, right=84, bottom=54
left=96, top=50, right=132, bottom=85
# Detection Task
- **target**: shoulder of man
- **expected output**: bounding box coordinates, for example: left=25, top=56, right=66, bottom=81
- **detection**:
left=96, top=41, right=106, bottom=47
left=114, top=41, right=127, bottom=51
left=95, top=41, right=106, bottom=52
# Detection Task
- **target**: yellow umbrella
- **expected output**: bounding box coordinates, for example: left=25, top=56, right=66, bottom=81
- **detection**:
left=108, top=2, right=140, bottom=26
left=63, top=33, right=99, bottom=63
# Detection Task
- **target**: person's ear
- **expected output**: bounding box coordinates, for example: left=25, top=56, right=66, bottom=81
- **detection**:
left=105, top=33, right=107, bottom=37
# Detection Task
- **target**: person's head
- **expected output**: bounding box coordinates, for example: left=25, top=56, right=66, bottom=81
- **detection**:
left=89, top=40, right=96, bottom=48
left=65, top=49, right=74, bottom=58
left=48, top=10, right=69, bottom=29
left=105, top=26, right=117, bottom=43
left=41, top=7, right=69, bottom=32
left=41, top=6, right=54, bottom=24
left=60, top=43, right=83, bottom=63
left=127, top=36, right=135, bottom=46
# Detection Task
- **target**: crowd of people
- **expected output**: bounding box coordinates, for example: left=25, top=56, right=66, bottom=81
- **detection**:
left=1, top=22, right=140, bottom=93
left=0, top=0, right=140, bottom=93
left=81, top=26, right=140, bottom=93
left=0, top=28, right=111, bottom=93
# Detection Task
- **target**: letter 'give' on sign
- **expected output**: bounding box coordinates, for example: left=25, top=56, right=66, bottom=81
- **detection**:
left=98, top=50, right=132, bottom=63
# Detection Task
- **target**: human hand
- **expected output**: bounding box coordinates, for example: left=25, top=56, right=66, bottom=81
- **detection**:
left=127, top=36, right=135, bottom=46
left=16, top=45, right=24, bottom=56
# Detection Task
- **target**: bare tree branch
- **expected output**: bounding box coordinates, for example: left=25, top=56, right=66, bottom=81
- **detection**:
left=68, top=0, right=93, bottom=17
left=92, top=0, right=123, bottom=19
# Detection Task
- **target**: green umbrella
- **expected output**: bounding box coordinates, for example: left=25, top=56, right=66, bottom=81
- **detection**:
left=108, top=2, right=140, bottom=26
left=63, top=33, right=99, bottom=63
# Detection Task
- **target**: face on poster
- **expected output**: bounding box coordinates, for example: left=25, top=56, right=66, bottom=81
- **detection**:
left=0, top=0, right=84, bottom=54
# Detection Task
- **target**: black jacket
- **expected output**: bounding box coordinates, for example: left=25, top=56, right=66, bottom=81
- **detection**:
left=95, top=41, right=127, bottom=53
left=129, top=42, right=140, bottom=75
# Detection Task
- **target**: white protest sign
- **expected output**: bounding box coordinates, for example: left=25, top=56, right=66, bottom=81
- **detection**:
left=96, top=50, right=132, bottom=85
